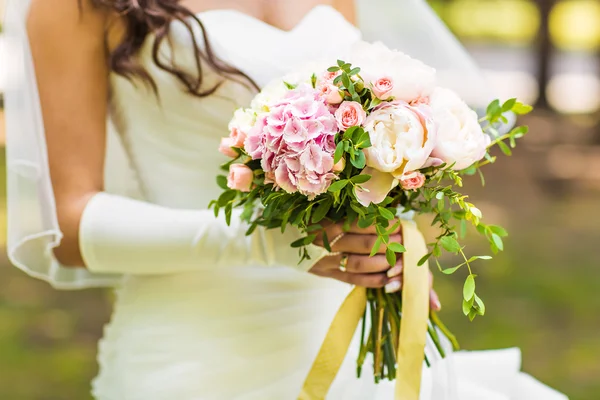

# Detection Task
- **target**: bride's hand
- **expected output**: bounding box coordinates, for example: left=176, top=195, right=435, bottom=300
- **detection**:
left=309, top=221, right=441, bottom=311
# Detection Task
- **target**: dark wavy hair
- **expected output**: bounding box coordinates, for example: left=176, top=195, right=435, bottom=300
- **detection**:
left=85, top=0, right=259, bottom=97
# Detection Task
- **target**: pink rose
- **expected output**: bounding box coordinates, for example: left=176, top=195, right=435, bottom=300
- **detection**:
left=372, top=77, right=394, bottom=100
left=227, top=164, right=254, bottom=192
left=219, top=138, right=237, bottom=158
left=321, top=70, right=341, bottom=84
left=335, top=101, right=367, bottom=130
left=333, top=157, right=346, bottom=173
left=400, top=171, right=426, bottom=191
left=319, top=83, right=343, bottom=104
left=229, top=127, right=247, bottom=148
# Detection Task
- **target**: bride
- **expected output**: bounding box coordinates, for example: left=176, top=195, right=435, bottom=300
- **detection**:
left=4, top=0, right=568, bottom=398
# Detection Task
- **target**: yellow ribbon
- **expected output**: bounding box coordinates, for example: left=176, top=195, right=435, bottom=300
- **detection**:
left=298, top=219, right=430, bottom=400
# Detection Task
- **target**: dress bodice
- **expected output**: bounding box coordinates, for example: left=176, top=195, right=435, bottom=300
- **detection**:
left=107, top=6, right=361, bottom=208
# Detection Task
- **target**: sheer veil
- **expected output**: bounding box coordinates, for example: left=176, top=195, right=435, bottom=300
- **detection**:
left=2, top=0, right=492, bottom=289
left=3, top=0, right=121, bottom=289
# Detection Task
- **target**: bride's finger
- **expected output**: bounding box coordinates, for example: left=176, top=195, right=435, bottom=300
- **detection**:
left=328, top=269, right=388, bottom=288
left=430, top=289, right=441, bottom=311
left=345, top=218, right=402, bottom=235
left=345, top=255, right=395, bottom=274
left=333, top=233, right=403, bottom=254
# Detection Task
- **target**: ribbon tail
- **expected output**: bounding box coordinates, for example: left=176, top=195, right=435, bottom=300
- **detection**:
left=298, top=287, right=367, bottom=400
left=395, top=219, right=431, bottom=400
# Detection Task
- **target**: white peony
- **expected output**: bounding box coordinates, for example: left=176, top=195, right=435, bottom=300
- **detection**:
left=364, top=102, right=436, bottom=176
left=355, top=102, right=436, bottom=206
left=348, top=41, right=436, bottom=103
left=430, top=87, right=490, bottom=170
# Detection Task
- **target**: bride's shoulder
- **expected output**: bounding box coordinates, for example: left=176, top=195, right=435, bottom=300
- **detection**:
left=332, top=0, right=357, bottom=26
left=27, top=0, right=109, bottom=42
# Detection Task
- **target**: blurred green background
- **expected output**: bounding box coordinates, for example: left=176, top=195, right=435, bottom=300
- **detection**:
left=1, top=0, right=599, bottom=399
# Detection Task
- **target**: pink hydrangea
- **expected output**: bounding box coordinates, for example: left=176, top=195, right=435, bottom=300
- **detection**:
left=244, top=84, right=339, bottom=199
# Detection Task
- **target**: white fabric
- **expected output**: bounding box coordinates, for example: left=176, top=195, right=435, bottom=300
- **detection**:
left=80, top=193, right=327, bottom=274
left=4, top=2, right=567, bottom=399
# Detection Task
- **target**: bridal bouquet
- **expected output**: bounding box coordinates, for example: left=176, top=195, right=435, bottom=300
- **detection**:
left=211, top=42, right=532, bottom=384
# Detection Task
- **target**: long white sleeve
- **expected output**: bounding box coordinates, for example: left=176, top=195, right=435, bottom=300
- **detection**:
left=79, top=192, right=329, bottom=275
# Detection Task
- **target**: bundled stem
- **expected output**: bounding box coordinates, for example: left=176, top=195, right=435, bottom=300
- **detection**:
left=359, top=288, right=453, bottom=383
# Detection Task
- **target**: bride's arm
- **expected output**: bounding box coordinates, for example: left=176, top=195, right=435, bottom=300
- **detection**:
left=27, top=0, right=109, bottom=268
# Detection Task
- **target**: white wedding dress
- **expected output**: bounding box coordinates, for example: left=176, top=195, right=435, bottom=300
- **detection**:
left=22, top=5, right=566, bottom=400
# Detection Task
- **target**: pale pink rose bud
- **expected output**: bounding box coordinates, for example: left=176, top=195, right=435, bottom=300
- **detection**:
left=333, top=157, right=346, bottom=173
left=219, top=137, right=237, bottom=158
left=319, top=84, right=343, bottom=104
left=372, top=77, right=394, bottom=100
left=227, top=164, right=254, bottom=192
left=399, top=171, right=426, bottom=191
left=229, top=127, right=247, bottom=148
left=335, top=101, right=367, bottom=130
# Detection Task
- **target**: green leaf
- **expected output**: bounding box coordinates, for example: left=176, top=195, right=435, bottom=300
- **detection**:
left=348, top=82, right=356, bottom=95
left=216, top=175, right=229, bottom=190
left=370, top=237, right=383, bottom=257
left=462, top=298, right=473, bottom=316
left=334, top=141, right=345, bottom=164
left=328, top=180, right=349, bottom=192
left=323, top=231, right=331, bottom=252
left=467, top=255, right=493, bottom=262
left=388, top=242, right=406, bottom=253
left=501, top=98, right=517, bottom=112
left=328, top=66, right=340, bottom=72
left=291, top=234, right=317, bottom=248
left=245, top=222, right=258, bottom=236
left=344, top=126, right=359, bottom=140
left=350, top=151, right=366, bottom=169
left=312, top=200, right=332, bottom=223
left=355, top=130, right=371, bottom=149
left=386, top=248, right=396, bottom=267
left=333, top=75, right=343, bottom=85
left=510, top=126, right=528, bottom=139
left=341, top=73, right=351, bottom=88
left=442, top=265, right=462, bottom=275
left=225, top=203, right=233, bottom=225
left=349, top=67, right=361, bottom=76
left=463, top=275, right=476, bottom=301
left=337, top=59, right=345, bottom=67
left=439, top=236, right=461, bottom=253
left=497, top=140, right=512, bottom=156
left=491, top=233, right=504, bottom=251
left=217, top=190, right=237, bottom=206
left=351, top=174, right=371, bottom=184
left=468, top=308, right=478, bottom=321
left=357, top=216, right=375, bottom=229
left=474, top=294, right=486, bottom=316
left=378, top=207, right=395, bottom=220
left=513, top=102, right=533, bottom=115
left=283, top=81, right=297, bottom=90
left=417, top=253, right=432, bottom=267
left=486, top=99, right=501, bottom=117
left=489, top=225, right=508, bottom=237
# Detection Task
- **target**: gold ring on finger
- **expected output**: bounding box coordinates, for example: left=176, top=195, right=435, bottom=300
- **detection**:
left=339, top=254, right=349, bottom=272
